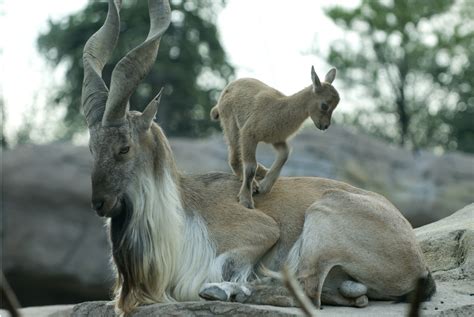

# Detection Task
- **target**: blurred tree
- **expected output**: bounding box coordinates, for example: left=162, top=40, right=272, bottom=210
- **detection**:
left=325, top=0, right=474, bottom=152
left=1, top=97, right=7, bottom=148
left=38, top=0, right=234, bottom=138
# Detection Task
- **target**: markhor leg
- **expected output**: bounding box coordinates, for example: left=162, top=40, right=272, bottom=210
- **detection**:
left=258, top=142, right=289, bottom=194
left=239, top=133, right=258, bottom=208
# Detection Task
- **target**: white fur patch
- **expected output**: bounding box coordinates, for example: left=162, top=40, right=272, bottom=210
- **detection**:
left=122, top=170, right=242, bottom=303
left=125, top=170, right=185, bottom=302
left=172, top=212, right=222, bottom=300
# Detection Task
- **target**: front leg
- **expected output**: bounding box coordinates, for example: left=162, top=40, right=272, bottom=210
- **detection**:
left=239, top=163, right=257, bottom=208
left=259, top=142, right=290, bottom=194
left=238, top=133, right=258, bottom=209
left=200, top=206, right=280, bottom=301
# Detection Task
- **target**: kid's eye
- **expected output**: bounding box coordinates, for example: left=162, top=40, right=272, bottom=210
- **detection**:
left=119, top=146, right=130, bottom=154
left=321, top=103, right=329, bottom=111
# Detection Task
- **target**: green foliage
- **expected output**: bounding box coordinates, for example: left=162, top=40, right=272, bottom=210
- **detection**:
left=1, top=97, right=7, bottom=148
left=325, top=0, right=474, bottom=152
left=37, top=0, right=234, bottom=138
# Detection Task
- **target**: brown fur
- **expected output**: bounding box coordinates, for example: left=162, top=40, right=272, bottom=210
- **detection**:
left=90, top=111, right=433, bottom=313
left=83, top=1, right=433, bottom=314
left=211, top=68, right=340, bottom=208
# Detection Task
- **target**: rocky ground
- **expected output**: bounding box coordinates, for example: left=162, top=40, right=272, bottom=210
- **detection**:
left=2, top=204, right=473, bottom=316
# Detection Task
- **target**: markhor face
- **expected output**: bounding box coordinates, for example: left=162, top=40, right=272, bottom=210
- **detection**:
left=88, top=122, right=137, bottom=217
left=311, top=84, right=340, bottom=131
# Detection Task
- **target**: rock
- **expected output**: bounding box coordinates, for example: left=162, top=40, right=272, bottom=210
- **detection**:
left=2, top=144, right=113, bottom=306
left=22, top=305, right=73, bottom=317
left=72, top=301, right=302, bottom=317
left=415, top=203, right=474, bottom=282
left=0, top=305, right=74, bottom=317
left=69, top=282, right=474, bottom=316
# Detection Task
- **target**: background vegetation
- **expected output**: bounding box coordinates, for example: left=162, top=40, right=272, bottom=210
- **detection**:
left=37, top=0, right=233, bottom=139
left=3, top=0, right=472, bottom=154
left=325, top=0, right=474, bottom=152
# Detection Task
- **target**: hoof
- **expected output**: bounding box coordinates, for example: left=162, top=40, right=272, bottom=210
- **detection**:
left=239, top=196, right=255, bottom=209
left=256, top=165, right=268, bottom=179
left=199, top=286, right=229, bottom=301
left=354, top=295, right=369, bottom=308
left=233, top=286, right=252, bottom=303
left=340, top=280, right=368, bottom=298
left=252, top=179, right=260, bottom=194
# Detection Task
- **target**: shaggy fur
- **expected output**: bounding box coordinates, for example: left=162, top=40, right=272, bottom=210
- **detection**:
left=83, top=0, right=434, bottom=314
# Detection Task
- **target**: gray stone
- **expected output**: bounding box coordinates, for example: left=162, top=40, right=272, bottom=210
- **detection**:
left=2, top=144, right=113, bottom=306
left=69, top=280, right=474, bottom=317
left=72, top=301, right=302, bottom=317
left=415, top=203, right=474, bottom=282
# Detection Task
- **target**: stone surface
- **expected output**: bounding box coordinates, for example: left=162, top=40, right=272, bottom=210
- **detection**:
left=415, top=203, right=474, bottom=282
left=0, top=305, right=73, bottom=317
left=2, top=144, right=113, bottom=306
left=69, top=280, right=474, bottom=316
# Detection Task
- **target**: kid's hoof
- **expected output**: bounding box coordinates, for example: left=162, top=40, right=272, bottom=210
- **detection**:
left=252, top=179, right=260, bottom=194
left=239, top=196, right=255, bottom=209
left=199, top=286, right=229, bottom=301
left=257, top=180, right=272, bottom=194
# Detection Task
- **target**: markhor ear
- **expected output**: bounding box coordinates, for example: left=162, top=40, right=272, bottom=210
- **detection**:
left=311, top=65, right=322, bottom=91
left=325, top=68, right=337, bottom=84
left=141, top=87, right=164, bottom=130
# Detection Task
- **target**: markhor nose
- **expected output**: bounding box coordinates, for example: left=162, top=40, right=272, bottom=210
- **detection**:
left=92, top=199, right=104, bottom=212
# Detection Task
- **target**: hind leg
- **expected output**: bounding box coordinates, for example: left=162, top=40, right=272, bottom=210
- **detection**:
left=239, top=130, right=258, bottom=208
left=298, top=261, right=333, bottom=309
left=258, top=142, right=289, bottom=194
left=201, top=203, right=280, bottom=302
left=222, top=119, right=243, bottom=179
left=321, top=287, right=368, bottom=308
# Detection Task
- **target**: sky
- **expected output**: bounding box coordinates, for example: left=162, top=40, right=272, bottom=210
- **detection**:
left=0, top=0, right=358, bottom=143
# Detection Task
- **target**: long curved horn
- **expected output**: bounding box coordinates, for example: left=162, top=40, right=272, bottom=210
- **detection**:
left=82, top=0, right=121, bottom=127
left=102, top=0, right=171, bottom=126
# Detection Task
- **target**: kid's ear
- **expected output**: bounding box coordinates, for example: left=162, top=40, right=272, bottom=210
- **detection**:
left=324, top=68, right=337, bottom=84
left=140, top=87, right=164, bottom=130
left=311, top=65, right=322, bottom=91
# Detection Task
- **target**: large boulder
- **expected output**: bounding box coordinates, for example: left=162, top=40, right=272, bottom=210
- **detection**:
left=2, top=144, right=113, bottom=306
left=415, top=203, right=474, bottom=282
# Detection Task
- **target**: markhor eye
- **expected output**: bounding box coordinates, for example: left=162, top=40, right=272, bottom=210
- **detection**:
left=321, top=103, right=329, bottom=111
left=119, top=146, right=130, bottom=154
